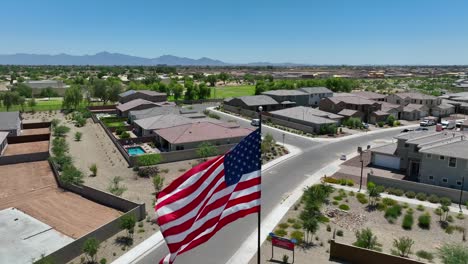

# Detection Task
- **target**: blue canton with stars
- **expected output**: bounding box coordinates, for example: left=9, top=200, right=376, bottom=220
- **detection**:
left=224, top=129, right=262, bottom=186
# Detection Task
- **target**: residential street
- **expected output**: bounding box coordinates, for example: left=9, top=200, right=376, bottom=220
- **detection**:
left=116, top=109, right=416, bottom=264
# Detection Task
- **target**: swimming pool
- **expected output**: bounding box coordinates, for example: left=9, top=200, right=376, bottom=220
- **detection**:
left=127, top=146, right=146, bottom=156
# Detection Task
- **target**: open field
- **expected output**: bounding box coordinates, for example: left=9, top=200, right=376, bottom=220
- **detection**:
left=0, top=98, right=113, bottom=112
left=211, top=85, right=255, bottom=98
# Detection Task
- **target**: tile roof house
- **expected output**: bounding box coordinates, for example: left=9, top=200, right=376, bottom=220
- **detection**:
left=268, top=106, right=340, bottom=134
left=432, top=103, right=455, bottom=117
left=261, top=89, right=309, bottom=106
left=118, top=90, right=167, bottom=104
left=352, top=91, right=386, bottom=101
left=116, top=99, right=161, bottom=117
left=401, top=104, right=429, bottom=120
left=385, top=92, right=441, bottom=108
left=154, top=122, right=253, bottom=151
left=0, top=112, right=21, bottom=136
left=133, top=114, right=194, bottom=136
left=319, top=96, right=381, bottom=122
left=223, top=95, right=280, bottom=112
left=128, top=106, right=180, bottom=122
left=297, top=87, right=334, bottom=106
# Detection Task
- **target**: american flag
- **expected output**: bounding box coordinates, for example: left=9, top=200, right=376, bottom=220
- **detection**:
left=155, top=129, right=262, bottom=264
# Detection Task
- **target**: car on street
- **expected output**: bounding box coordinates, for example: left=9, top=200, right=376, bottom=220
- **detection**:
left=420, top=119, right=436, bottom=127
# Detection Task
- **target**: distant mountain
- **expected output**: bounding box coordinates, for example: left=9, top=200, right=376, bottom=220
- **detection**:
left=0, top=52, right=304, bottom=66
left=0, top=52, right=229, bottom=66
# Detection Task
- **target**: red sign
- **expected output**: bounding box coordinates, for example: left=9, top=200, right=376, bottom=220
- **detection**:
left=272, top=236, right=295, bottom=251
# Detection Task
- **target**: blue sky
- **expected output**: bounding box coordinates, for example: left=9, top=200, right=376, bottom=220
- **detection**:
left=1, top=0, right=468, bottom=64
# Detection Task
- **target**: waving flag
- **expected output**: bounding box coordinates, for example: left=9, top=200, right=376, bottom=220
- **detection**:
left=155, top=129, right=262, bottom=264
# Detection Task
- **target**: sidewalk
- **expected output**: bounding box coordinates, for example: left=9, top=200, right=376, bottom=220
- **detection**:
left=207, top=106, right=418, bottom=143
left=111, top=143, right=302, bottom=264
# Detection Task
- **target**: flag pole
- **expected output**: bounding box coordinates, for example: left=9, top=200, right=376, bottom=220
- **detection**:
left=257, top=105, right=263, bottom=264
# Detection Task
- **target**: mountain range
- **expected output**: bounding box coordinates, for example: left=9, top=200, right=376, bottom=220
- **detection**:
left=0, top=52, right=302, bottom=66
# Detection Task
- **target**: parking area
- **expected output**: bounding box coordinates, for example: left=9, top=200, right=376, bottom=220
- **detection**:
left=3, top=141, right=49, bottom=156
left=0, top=161, right=122, bottom=238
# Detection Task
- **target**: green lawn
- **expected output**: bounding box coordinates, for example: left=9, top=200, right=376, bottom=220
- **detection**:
left=0, top=98, right=113, bottom=112
left=211, top=85, right=255, bottom=98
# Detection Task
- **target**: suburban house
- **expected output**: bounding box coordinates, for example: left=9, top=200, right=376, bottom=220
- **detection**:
left=116, top=99, right=175, bottom=117
left=223, top=95, right=280, bottom=112
left=153, top=122, right=253, bottom=151
left=371, top=131, right=466, bottom=186
left=401, top=104, right=429, bottom=120
left=385, top=92, right=441, bottom=108
left=432, top=102, right=456, bottom=117
left=352, top=91, right=386, bottom=101
left=319, top=96, right=381, bottom=122
left=261, top=90, right=309, bottom=106
left=439, top=93, right=468, bottom=114
left=268, top=106, right=341, bottom=134
left=337, top=109, right=363, bottom=119
left=0, top=112, right=21, bottom=136
left=118, top=90, right=167, bottom=104
left=24, top=80, right=69, bottom=96
left=369, top=110, right=391, bottom=124
left=297, top=87, right=334, bottom=106
left=133, top=114, right=194, bottom=136
left=377, top=102, right=402, bottom=119
left=128, top=106, right=180, bottom=123
left=0, top=132, right=8, bottom=155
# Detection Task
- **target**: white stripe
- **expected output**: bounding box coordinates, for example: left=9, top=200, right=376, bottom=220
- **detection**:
left=157, top=156, right=223, bottom=204
left=159, top=171, right=259, bottom=231
left=164, top=182, right=260, bottom=244
left=169, top=198, right=261, bottom=262
left=156, top=163, right=224, bottom=217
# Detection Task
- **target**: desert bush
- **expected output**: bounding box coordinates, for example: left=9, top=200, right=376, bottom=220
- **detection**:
left=137, top=166, right=159, bottom=178
left=292, top=222, right=302, bottom=229
left=417, top=204, right=425, bottom=211
left=416, top=250, right=434, bottom=262
left=428, top=194, right=440, bottom=203
left=392, top=236, right=414, bottom=258
left=440, top=197, right=452, bottom=207
left=89, top=163, right=98, bottom=176
left=402, top=213, right=414, bottom=230
left=82, top=237, right=100, bottom=264
left=353, top=228, right=382, bottom=251
left=274, top=229, right=287, bottom=237
left=405, top=191, right=416, bottom=199
left=382, top=198, right=398, bottom=207
left=339, top=204, right=350, bottom=211
left=377, top=121, right=385, bottom=127
left=416, top=192, right=427, bottom=201
left=336, top=230, right=344, bottom=237
left=356, top=193, right=368, bottom=204
left=60, top=165, right=84, bottom=186
left=438, top=243, right=468, bottom=264
left=152, top=175, right=164, bottom=196
left=418, top=213, right=431, bottom=229
left=53, top=125, right=70, bottom=137
left=385, top=204, right=402, bottom=222
left=119, top=131, right=130, bottom=139
left=290, top=231, right=304, bottom=244
left=278, top=223, right=290, bottom=229
left=287, top=218, right=296, bottom=224
left=74, top=131, right=82, bottom=141
left=108, top=176, right=127, bottom=196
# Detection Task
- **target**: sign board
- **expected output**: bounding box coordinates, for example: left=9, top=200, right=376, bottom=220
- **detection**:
left=271, top=236, right=295, bottom=251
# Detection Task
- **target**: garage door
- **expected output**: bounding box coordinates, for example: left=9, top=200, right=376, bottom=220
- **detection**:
left=374, top=154, right=400, bottom=170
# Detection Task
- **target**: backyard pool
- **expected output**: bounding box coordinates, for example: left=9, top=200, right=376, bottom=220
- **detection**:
left=127, top=146, right=146, bottom=156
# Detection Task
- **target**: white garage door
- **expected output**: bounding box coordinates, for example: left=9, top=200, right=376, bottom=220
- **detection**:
left=374, top=154, right=400, bottom=170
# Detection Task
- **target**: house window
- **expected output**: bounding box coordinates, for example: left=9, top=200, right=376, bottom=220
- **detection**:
left=419, top=100, right=422, bottom=104
left=449, top=157, right=457, bottom=168
left=426, top=154, right=432, bottom=158
left=439, top=155, right=445, bottom=160
left=396, top=100, right=400, bottom=104
left=442, top=178, right=448, bottom=183
left=405, top=143, right=409, bottom=148
left=429, top=176, right=434, bottom=180
left=456, top=180, right=462, bottom=186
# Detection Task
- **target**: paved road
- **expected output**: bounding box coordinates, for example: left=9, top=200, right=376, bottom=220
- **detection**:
left=132, top=110, right=411, bottom=264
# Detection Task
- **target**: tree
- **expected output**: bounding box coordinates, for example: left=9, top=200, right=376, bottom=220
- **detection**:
left=107, top=80, right=122, bottom=103
left=28, top=97, right=37, bottom=111
left=184, top=81, right=196, bottom=100
left=367, top=182, right=384, bottom=206
left=196, top=142, right=217, bottom=161
left=63, top=85, right=82, bottom=110
left=2, top=91, right=20, bottom=111
left=82, top=237, right=100, bottom=264
left=40, top=87, right=58, bottom=99
left=353, top=228, right=382, bottom=251
left=218, top=72, right=230, bottom=84
left=13, top=83, right=32, bottom=98
left=18, top=96, right=26, bottom=112
left=119, top=214, right=136, bottom=240
left=438, top=243, right=468, bottom=264
left=392, top=236, right=414, bottom=258
left=90, top=78, right=109, bottom=104
left=206, top=75, right=218, bottom=87
left=152, top=174, right=164, bottom=196
left=197, top=83, right=211, bottom=99
left=261, top=133, right=276, bottom=154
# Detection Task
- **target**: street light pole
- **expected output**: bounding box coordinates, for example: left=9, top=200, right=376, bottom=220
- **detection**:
left=359, top=150, right=364, bottom=192
left=459, top=174, right=465, bottom=213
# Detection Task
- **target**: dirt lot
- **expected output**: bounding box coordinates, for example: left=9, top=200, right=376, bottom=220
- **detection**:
left=0, top=160, right=122, bottom=238
left=21, top=127, right=50, bottom=135
left=250, top=188, right=468, bottom=264
left=3, top=140, right=49, bottom=156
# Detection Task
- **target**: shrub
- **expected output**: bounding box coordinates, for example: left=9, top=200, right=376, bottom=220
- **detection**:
left=136, top=154, right=162, bottom=166
left=382, top=198, right=398, bottom=207
left=292, top=223, right=302, bottom=229
left=51, top=118, right=60, bottom=127
left=282, top=254, right=289, bottom=264
left=89, top=163, right=98, bottom=176
left=290, top=231, right=304, bottom=244
left=377, top=121, right=385, bottom=127
left=428, top=194, right=440, bottom=203
left=152, top=175, right=164, bottom=195
left=82, top=237, right=100, bottom=263
left=447, top=215, right=454, bottom=223
left=120, top=131, right=130, bottom=139
left=333, top=195, right=343, bottom=201
left=332, top=201, right=339, bottom=205
left=100, top=258, right=107, bottom=264
left=339, top=204, right=350, bottom=211
left=416, top=204, right=425, bottom=211
left=349, top=191, right=355, bottom=196
left=392, top=236, right=414, bottom=258
left=108, top=176, right=127, bottom=196
left=60, top=165, right=84, bottom=186
left=353, top=228, right=381, bottom=251
left=53, top=125, right=70, bottom=137
left=438, top=243, right=468, bottom=264
left=137, top=166, right=159, bottom=178
left=356, top=193, right=368, bottom=204
left=322, top=177, right=339, bottom=184
left=336, top=230, right=344, bottom=237
left=456, top=213, right=465, bottom=220
left=418, top=213, right=431, bottom=229
left=196, top=142, right=218, bottom=161
left=115, top=126, right=125, bottom=135
left=405, top=191, right=416, bottom=199
left=318, top=215, right=330, bottom=223
left=402, top=202, right=409, bottom=209
left=440, top=197, right=452, bottom=207
left=416, top=192, right=427, bottom=201
left=386, top=187, right=404, bottom=196
left=274, top=229, right=287, bottom=237
left=74, top=131, right=82, bottom=141
left=287, top=218, right=296, bottom=224
left=402, top=213, right=414, bottom=230
left=326, top=225, right=331, bottom=232
left=119, top=214, right=136, bottom=240
left=385, top=205, right=402, bottom=222
left=278, top=223, right=290, bottom=229
left=416, top=250, right=434, bottom=262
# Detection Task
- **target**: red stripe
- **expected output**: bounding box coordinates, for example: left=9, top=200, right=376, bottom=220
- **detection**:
left=156, top=157, right=224, bottom=210
left=233, top=176, right=261, bottom=192
left=157, top=170, right=225, bottom=226
left=157, top=155, right=223, bottom=200
left=166, top=190, right=261, bottom=252
left=178, top=205, right=260, bottom=255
